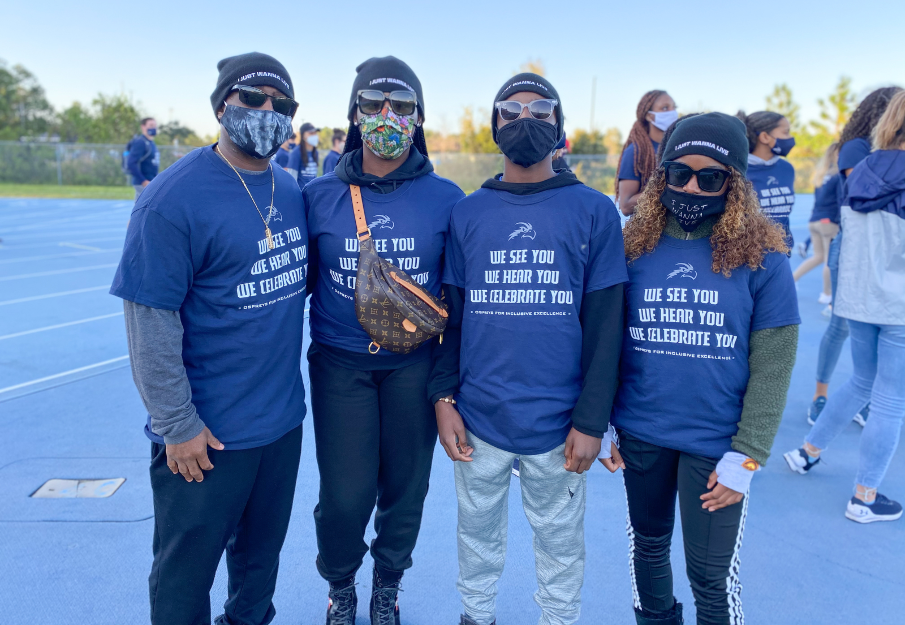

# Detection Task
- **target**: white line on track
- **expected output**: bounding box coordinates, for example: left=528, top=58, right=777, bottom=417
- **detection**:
left=0, top=355, right=130, bottom=396
left=0, top=249, right=121, bottom=265
left=59, top=242, right=103, bottom=251
left=0, top=285, right=110, bottom=306
left=0, top=312, right=124, bottom=341
left=0, top=263, right=119, bottom=282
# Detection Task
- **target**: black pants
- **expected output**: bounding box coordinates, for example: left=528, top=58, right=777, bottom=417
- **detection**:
left=148, top=424, right=303, bottom=625
left=620, top=431, right=748, bottom=625
left=308, top=350, right=436, bottom=582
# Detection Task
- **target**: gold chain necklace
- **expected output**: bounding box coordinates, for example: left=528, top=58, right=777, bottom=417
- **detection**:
left=216, top=145, right=276, bottom=250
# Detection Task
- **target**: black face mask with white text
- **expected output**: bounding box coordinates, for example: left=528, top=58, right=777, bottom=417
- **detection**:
left=496, top=118, right=559, bottom=168
left=660, top=187, right=727, bottom=232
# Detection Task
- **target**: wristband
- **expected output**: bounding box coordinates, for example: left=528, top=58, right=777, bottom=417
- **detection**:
left=715, top=451, right=759, bottom=494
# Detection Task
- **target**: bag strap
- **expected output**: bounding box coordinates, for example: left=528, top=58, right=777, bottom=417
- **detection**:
left=350, top=185, right=370, bottom=242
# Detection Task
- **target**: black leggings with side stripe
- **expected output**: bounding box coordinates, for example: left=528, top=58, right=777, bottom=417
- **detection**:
left=620, top=431, right=749, bottom=625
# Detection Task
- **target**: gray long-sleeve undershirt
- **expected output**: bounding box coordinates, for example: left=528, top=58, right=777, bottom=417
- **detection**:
left=123, top=300, right=205, bottom=445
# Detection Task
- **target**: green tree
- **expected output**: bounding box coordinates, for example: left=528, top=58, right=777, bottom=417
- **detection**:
left=603, top=127, right=623, bottom=155
left=458, top=107, right=498, bottom=154
left=813, top=76, right=855, bottom=137
left=765, top=83, right=801, bottom=131
left=570, top=128, right=606, bottom=154
left=0, top=60, right=56, bottom=140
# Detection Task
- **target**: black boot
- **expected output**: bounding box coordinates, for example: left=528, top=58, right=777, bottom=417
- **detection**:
left=326, top=576, right=357, bottom=625
left=370, top=566, right=402, bottom=625
left=460, top=615, right=495, bottom=625
left=634, top=599, right=683, bottom=625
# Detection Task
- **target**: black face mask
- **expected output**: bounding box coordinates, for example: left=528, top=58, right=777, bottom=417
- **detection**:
left=219, top=104, right=293, bottom=160
left=660, top=186, right=727, bottom=232
left=496, top=118, right=559, bottom=168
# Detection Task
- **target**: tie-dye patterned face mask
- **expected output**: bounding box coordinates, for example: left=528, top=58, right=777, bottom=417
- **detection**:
left=358, top=109, right=417, bottom=160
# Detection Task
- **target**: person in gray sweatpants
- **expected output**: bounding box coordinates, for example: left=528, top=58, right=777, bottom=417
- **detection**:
left=427, top=72, right=628, bottom=625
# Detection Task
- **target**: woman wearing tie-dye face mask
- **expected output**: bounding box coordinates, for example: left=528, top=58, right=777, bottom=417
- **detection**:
left=301, top=56, right=465, bottom=625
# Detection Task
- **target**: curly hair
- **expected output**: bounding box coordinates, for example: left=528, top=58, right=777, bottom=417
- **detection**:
left=623, top=168, right=789, bottom=277
left=615, top=90, right=666, bottom=199
left=838, top=86, right=903, bottom=145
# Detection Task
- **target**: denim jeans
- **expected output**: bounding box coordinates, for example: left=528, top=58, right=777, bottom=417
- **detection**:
left=815, top=234, right=850, bottom=384
left=807, top=320, right=905, bottom=490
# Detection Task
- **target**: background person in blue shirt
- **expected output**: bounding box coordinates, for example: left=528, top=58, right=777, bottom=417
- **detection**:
left=737, top=110, right=796, bottom=248
left=286, top=121, right=320, bottom=188
left=321, top=127, right=346, bottom=176
left=603, top=113, right=799, bottom=625
left=785, top=91, right=905, bottom=524
left=616, top=89, right=677, bottom=215
left=805, top=86, right=902, bottom=426
left=127, top=116, right=159, bottom=201
left=273, top=129, right=296, bottom=168
left=432, top=73, right=628, bottom=625
left=303, top=56, right=464, bottom=625
left=110, top=52, right=306, bottom=625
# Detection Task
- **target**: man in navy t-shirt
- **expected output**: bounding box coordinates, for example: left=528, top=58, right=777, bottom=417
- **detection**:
left=429, top=73, right=627, bottom=625
left=127, top=117, right=160, bottom=201
left=110, top=52, right=305, bottom=625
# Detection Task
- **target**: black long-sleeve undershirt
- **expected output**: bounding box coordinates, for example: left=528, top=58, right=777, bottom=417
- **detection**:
left=426, top=283, right=624, bottom=439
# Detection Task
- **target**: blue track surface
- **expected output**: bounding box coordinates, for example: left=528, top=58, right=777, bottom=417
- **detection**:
left=0, top=197, right=902, bottom=624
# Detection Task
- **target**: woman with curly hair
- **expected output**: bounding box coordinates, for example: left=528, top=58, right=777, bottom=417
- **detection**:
left=616, top=89, right=677, bottom=215
left=598, top=113, right=800, bottom=625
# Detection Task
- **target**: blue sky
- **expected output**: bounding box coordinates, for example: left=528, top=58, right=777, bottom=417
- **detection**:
left=4, top=0, right=902, bottom=140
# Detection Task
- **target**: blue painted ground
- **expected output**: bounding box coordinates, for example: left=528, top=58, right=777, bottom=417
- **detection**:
left=0, top=197, right=902, bottom=624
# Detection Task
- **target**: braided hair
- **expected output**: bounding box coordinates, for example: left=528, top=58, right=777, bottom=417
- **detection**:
left=735, top=111, right=785, bottom=153
left=615, top=90, right=666, bottom=200
left=838, top=86, right=903, bottom=145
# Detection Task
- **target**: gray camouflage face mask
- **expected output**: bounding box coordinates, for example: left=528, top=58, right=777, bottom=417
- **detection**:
left=220, top=104, right=293, bottom=159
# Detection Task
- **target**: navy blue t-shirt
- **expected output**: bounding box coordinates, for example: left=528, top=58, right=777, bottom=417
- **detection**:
left=444, top=184, right=628, bottom=455
left=810, top=173, right=842, bottom=224
left=274, top=146, right=290, bottom=168
left=323, top=150, right=341, bottom=177
left=747, top=158, right=795, bottom=231
left=304, top=171, right=464, bottom=358
left=110, top=146, right=309, bottom=449
left=288, top=146, right=319, bottom=189
left=612, top=237, right=800, bottom=458
left=127, top=136, right=160, bottom=185
left=838, top=138, right=871, bottom=173
left=618, top=139, right=659, bottom=182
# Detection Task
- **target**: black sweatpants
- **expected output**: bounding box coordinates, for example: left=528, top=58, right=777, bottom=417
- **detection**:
left=308, top=349, right=436, bottom=582
left=620, top=431, right=748, bottom=625
left=148, top=424, right=303, bottom=625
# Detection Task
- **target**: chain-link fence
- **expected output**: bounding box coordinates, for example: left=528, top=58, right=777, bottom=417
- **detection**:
left=0, top=141, right=821, bottom=195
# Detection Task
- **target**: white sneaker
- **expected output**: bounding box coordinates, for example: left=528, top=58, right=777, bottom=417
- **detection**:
left=818, top=292, right=832, bottom=305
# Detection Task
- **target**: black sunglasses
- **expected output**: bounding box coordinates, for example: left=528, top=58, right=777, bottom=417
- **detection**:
left=495, top=99, right=558, bottom=121
left=356, top=89, right=418, bottom=116
left=663, top=161, right=731, bottom=193
left=230, top=85, right=299, bottom=118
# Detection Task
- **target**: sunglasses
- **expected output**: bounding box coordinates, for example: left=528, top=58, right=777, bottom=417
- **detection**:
left=230, top=85, right=299, bottom=117
left=356, top=89, right=418, bottom=116
left=663, top=161, right=731, bottom=193
left=495, top=99, right=558, bottom=122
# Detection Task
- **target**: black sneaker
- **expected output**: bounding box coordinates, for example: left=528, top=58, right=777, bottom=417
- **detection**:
left=784, top=447, right=821, bottom=474
left=370, top=567, right=401, bottom=625
left=854, top=403, right=870, bottom=427
left=845, top=494, right=903, bottom=523
left=326, top=578, right=357, bottom=625
left=807, top=396, right=827, bottom=425
left=460, top=616, right=495, bottom=625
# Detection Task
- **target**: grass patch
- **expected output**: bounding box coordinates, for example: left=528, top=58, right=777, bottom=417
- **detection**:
left=0, top=183, right=135, bottom=200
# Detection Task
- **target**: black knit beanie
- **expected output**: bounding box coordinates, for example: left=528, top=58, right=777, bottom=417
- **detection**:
left=346, top=56, right=424, bottom=121
left=660, top=112, right=749, bottom=175
left=491, top=73, right=564, bottom=144
left=343, top=56, right=429, bottom=157
left=210, top=52, right=294, bottom=117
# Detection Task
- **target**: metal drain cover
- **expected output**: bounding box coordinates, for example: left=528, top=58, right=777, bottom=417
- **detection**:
left=31, top=478, right=126, bottom=499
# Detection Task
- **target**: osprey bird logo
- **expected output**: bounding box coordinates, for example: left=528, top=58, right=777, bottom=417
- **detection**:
left=767, top=175, right=779, bottom=186
left=508, top=222, right=537, bottom=241
left=368, top=214, right=394, bottom=230
left=667, top=262, right=697, bottom=280
left=264, top=206, right=282, bottom=225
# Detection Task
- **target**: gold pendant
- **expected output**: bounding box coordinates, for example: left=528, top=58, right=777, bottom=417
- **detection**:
left=265, top=227, right=274, bottom=250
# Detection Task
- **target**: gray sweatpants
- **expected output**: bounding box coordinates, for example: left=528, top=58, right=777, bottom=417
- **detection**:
left=454, top=431, right=587, bottom=625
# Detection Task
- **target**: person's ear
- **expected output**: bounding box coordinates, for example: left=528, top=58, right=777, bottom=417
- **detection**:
left=645, top=111, right=655, bottom=123
left=216, top=102, right=226, bottom=122
left=758, top=130, right=774, bottom=147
